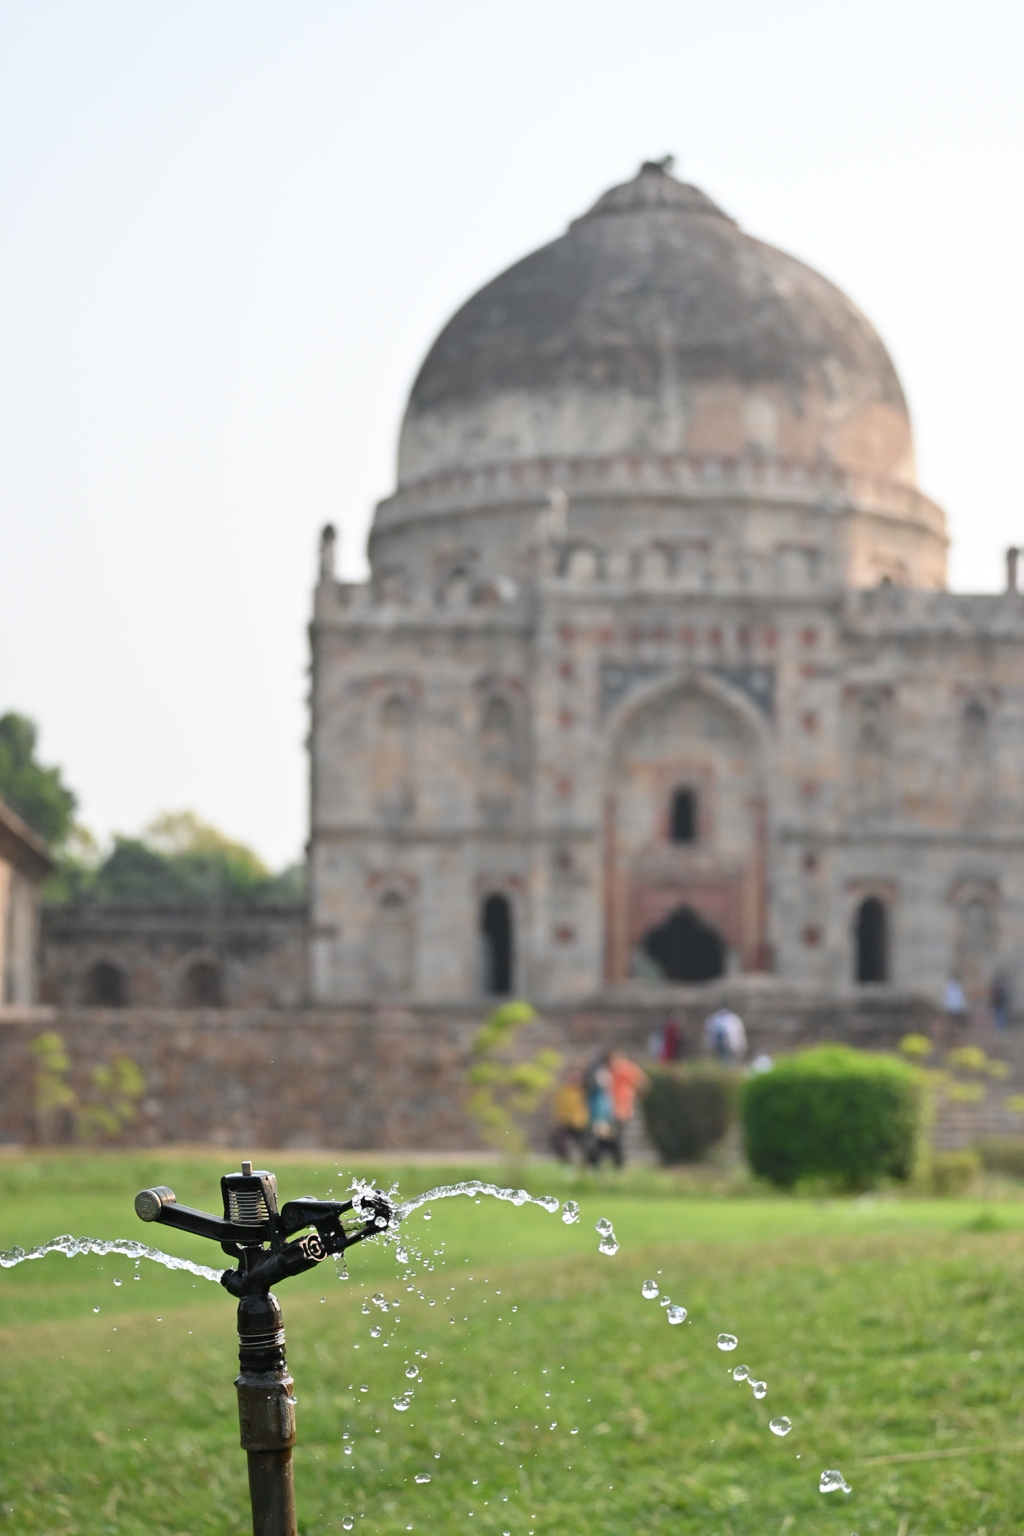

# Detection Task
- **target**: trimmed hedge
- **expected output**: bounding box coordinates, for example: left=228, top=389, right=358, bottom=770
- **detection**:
left=976, top=1137, right=1024, bottom=1180
left=740, top=1045, right=925, bottom=1190
left=642, top=1065, right=739, bottom=1164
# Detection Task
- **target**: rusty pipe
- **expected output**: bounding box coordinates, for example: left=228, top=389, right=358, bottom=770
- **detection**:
left=235, top=1291, right=298, bottom=1536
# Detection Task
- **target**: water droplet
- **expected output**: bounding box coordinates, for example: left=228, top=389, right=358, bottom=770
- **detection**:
left=344, top=1445, right=353, bottom=1455
left=406, top=1366, right=418, bottom=1378
left=397, top=1247, right=410, bottom=1265
left=732, top=1364, right=749, bottom=1381
left=595, top=1217, right=614, bottom=1235
left=549, top=1421, right=557, bottom=1429
left=561, top=1201, right=580, bottom=1225
left=372, top=1292, right=385, bottom=1307
left=570, top=1427, right=579, bottom=1435
left=393, top=1397, right=410, bottom=1411
left=641, top=1279, right=659, bottom=1299
left=113, top=1278, right=122, bottom=1287
left=769, top=1416, right=792, bottom=1436
left=342, top=1520, right=354, bottom=1532
left=819, top=1469, right=851, bottom=1494
left=370, top=1327, right=381, bottom=1338
left=717, top=1333, right=738, bottom=1351
left=415, top=1473, right=431, bottom=1484
left=361, top=1303, right=370, bottom=1314
left=320, top=1297, right=326, bottom=1304
left=598, top=1237, right=619, bottom=1256
left=93, top=1306, right=100, bottom=1313
left=667, top=1305, right=687, bottom=1325
left=751, top=1379, right=768, bottom=1399
left=423, top=1211, right=432, bottom=1220
left=360, top=1384, right=369, bottom=1392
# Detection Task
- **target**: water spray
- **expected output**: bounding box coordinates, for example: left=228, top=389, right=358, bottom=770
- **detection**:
left=135, top=1161, right=395, bottom=1536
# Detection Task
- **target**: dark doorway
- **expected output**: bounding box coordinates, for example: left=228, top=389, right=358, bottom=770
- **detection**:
left=644, top=905, right=725, bottom=982
left=481, top=893, right=513, bottom=995
left=181, top=961, right=224, bottom=1007
left=855, top=897, right=888, bottom=982
left=83, top=961, right=127, bottom=1007
left=670, top=788, right=697, bottom=844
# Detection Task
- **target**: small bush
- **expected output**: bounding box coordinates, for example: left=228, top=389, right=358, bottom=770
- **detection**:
left=929, top=1149, right=981, bottom=1196
left=642, top=1066, right=738, bottom=1164
left=740, top=1045, right=925, bottom=1191
left=976, top=1137, right=1024, bottom=1179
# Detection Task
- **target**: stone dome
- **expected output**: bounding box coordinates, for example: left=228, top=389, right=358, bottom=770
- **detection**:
left=397, top=161, right=915, bottom=491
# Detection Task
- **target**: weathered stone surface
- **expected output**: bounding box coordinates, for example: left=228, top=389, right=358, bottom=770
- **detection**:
left=310, top=163, right=1024, bottom=1023
left=0, top=985, right=942, bottom=1150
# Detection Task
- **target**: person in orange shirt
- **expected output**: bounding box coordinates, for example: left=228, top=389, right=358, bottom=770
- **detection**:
left=609, top=1051, right=650, bottom=1165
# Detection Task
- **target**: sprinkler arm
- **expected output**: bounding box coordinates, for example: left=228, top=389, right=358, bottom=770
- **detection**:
left=135, top=1181, right=396, bottom=1296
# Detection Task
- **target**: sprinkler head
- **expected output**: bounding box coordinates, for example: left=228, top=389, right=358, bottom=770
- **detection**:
left=134, top=1161, right=397, bottom=1298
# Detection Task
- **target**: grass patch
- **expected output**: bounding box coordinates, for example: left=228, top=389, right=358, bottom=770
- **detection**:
left=3, top=1151, right=1024, bottom=1533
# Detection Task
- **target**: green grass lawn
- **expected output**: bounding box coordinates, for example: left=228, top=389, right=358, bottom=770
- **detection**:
left=3, top=1151, right=1024, bottom=1535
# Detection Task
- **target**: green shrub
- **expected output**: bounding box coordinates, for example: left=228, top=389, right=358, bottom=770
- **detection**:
left=929, top=1148, right=981, bottom=1196
left=740, top=1045, right=925, bottom=1191
left=976, top=1137, right=1024, bottom=1179
left=642, top=1065, right=739, bottom=1164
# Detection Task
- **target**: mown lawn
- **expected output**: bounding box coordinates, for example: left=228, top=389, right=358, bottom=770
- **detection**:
left=3, top=1151, right=1024, bottom=1535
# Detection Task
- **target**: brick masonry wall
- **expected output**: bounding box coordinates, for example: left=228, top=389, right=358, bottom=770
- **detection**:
left=0, top=980, right=971, bottom=1152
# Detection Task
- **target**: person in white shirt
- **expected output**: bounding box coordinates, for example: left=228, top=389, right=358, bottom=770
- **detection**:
left=703, top=1007, right=747, bottom=1063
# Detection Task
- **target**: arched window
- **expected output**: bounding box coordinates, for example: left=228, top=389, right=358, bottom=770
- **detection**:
left=370, top=889, right=414, bottom=994
left=962, top=698, right=989, bottom=760
left=181, top=960, right=223, bottom=1008
left=855, top=897, right=888, bottom=983
left=669, top=787, right=697, bottom=844
left=376, top=694, right=414, bottom=820
left=643, top=906, right=724, bottom=982
left=481, top=893, right=513, bottom=995
left=480, top=694, right=516, bottom=771
left=83, top=961, right=127, bottom=1007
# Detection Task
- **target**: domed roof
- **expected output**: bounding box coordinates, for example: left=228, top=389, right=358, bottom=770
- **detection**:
left=397, top=161, right=915, bottom=490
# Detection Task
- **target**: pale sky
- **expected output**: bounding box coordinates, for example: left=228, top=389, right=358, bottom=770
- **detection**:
left=2, top=0, right=1022, bottom=868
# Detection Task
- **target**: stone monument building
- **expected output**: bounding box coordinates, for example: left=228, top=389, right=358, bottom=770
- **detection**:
left=309, top=160, right=1024, bottom=1014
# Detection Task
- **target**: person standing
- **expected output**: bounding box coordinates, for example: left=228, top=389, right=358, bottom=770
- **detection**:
left=585, top=1053, right=619, bottom=1167
left=550, top=1073, right=589, bottom=1162
left=610, top=1050, right=650, bottom=1166
left=703, top=1006, right=747, bottom=1063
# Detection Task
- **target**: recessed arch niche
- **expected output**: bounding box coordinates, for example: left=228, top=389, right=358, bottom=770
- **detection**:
left=603, top=673, right=769, bottom=982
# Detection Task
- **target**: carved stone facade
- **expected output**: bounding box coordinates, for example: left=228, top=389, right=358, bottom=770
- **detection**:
left=0, top=798, right=54, bottom=1005
left=308, top=163, right=1024, bottom=1015
left=39, top=905, right=307, bottom=1010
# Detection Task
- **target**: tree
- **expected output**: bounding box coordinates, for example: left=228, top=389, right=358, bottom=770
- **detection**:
left=77, top=810, right=296, bottom=907
left=0, top=713, right=76, bottom=845
left=467, top=1001, right=561, bottom=1157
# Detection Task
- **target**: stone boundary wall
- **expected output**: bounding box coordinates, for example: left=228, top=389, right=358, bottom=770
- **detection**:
left=0, top=980, right=944, bottom=1151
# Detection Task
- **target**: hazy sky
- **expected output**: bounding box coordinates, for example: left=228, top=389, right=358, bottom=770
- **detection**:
left=2, top=1, right=1022, bottom=868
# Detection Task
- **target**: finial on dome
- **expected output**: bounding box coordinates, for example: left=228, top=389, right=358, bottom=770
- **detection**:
left=640, top=154, right=675, bottom=175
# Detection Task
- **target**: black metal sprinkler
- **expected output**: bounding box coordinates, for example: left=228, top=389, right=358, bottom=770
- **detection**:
left=135, top=1162, right=395, bottom=1536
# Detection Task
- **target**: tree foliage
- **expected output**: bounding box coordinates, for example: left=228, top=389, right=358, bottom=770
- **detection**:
left=467, top=1001, right=561, bottom=1157
left=47, top=809, right=305, bottom=907
left=0, top=713, right=76, bottom=845
left=29, top=1032, right=145, bottom=1144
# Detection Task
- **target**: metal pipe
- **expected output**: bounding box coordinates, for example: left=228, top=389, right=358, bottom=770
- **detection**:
left=235, top=1291, right=298, bottom=1536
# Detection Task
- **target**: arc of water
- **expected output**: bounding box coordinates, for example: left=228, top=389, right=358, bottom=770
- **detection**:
left=0, top=1233, right=226, bottom=1282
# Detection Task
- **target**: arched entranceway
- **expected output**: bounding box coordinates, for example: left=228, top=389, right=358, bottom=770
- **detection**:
left=83, top=960, right=127, bottom=1007
left=604, top=673, right=769, bottom=981
left=643, top=905, right=725, bottom=982
left=855, top=896, right=888, bottom=983
left=480, top=893, right=513, bottom=995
